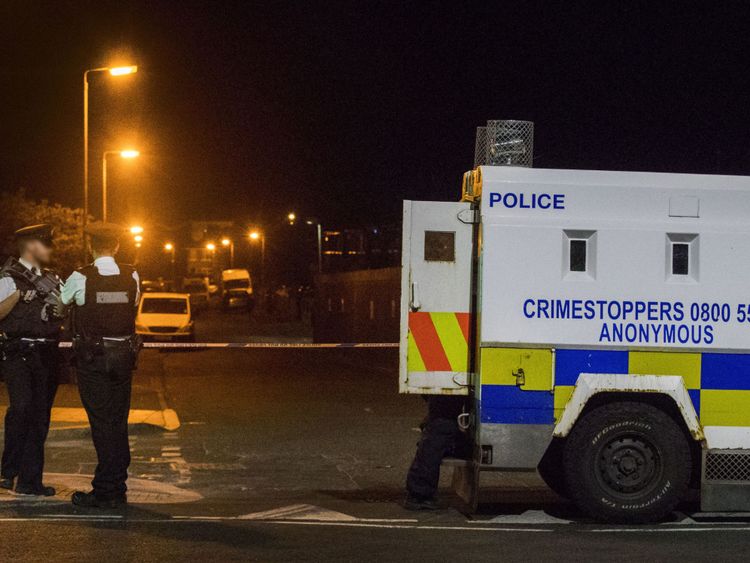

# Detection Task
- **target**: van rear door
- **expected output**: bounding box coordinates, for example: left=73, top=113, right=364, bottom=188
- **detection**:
left=400, top=200, right=474, bottom=395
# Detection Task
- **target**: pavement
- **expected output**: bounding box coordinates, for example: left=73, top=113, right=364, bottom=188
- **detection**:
left=0, top=308, right=749, bottom=561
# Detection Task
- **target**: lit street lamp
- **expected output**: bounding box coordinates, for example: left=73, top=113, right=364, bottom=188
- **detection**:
left=164, top=242, right=176, bottom=281
left=206, top=242, right=217, bottom=274
left=248, top=230, right=266, bottom=285
left=130, top=226, right=144, bottom=264
left=221, top=237, right=234, bottom=268
left=102, top=149, right=139, bottom=222
left=83, top=64, right=138, bottom=257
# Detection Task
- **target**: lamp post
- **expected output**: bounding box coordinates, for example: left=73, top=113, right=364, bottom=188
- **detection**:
left=102, top=149, right=139, bottom=222
left=249, top=230, right=265, bottom=285
left=290, top=212, right=323, bottom=274
left=164, top=242, right=176, bottom=282
left=305, top=219, right=323, bottom=274
left=130, top=225, right=144, bottom=265
left=221, top=237, right=234, bottom=268
left=83, top=64, right=137, bottom=258
left=206, top=242, right=216, bottom=275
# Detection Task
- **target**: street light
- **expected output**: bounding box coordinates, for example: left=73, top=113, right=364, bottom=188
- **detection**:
left=206, top=242, right=216, bottom=251
left=83, top=64, right=138, bottom=258
left=130, top=226, right=144, bottom=235
left=248, top=230, right=266, bottom=287
left=164, top=242, right=176, bottom=281
left=109, top=66, right=138, bottom=76
left=287, top=212, right=296, bottom=224
left=305, top=219, right=323, bottom=274
left=221, top=238, right=235, bottom=267
left=102, top=149, right=139, bottom=222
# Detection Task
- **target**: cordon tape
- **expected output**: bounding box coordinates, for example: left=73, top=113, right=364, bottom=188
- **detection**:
left=56, top=342, right=398, bottom=349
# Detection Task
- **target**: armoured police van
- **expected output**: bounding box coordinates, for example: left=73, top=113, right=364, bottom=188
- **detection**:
left=400, top=120, right=750, bottom=523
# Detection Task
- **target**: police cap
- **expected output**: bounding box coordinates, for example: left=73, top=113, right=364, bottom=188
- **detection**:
left=84, top=222, right=127, bottom=242
left=14, top=224, right=55, bottom=247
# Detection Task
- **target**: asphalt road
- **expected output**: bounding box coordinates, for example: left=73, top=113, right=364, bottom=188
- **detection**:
left=2, top=310, right=750, bottom=561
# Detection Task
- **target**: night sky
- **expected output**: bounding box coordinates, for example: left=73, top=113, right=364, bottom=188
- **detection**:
left=3, top=2, right=750, bottom=229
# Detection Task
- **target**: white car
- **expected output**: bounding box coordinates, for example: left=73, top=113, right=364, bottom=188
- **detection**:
left=136, top=293, right=194, bottom=341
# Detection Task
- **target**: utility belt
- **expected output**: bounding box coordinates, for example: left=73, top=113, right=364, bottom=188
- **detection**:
left=0, top=333, right=59, bottom=361
left=72, top=334, right=143, bottom=370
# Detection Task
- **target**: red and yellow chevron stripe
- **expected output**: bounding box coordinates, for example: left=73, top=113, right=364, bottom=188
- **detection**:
left=407, top=312, right=471, bottom=372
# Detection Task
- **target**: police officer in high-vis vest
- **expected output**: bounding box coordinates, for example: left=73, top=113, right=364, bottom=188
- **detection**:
left=0, top=224, right=62, bottom=496
left=59, top=222, right=141, bottom=508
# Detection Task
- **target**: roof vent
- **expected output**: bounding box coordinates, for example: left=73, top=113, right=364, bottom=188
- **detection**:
left=474, top=120, right=534, bottom=168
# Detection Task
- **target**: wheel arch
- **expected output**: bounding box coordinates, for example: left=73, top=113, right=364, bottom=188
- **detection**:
left=553, top=373, right=704, bottom=442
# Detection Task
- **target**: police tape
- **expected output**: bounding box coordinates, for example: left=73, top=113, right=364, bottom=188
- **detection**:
left=56, top=341, right=398, bottom=349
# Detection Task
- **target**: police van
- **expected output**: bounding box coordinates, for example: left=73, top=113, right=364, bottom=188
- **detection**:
left=400, top=120, right=750, bottom=523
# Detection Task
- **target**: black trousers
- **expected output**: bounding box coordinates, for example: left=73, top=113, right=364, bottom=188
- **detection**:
left=1, top=346, right=59, bottom=488
left=406, top=417, right=465, bottom=500
left=76, top=350, right=133, bottom=498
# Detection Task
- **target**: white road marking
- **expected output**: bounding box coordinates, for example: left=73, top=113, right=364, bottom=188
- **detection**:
left=39, top=514, right=123, bottom=519
left=486, top=510, right=573, bottom=525
left=238, top=504, right=404, bottom=522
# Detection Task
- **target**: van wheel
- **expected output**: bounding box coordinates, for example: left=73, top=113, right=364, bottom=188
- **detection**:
left=563, top=401, right=691, bottom=524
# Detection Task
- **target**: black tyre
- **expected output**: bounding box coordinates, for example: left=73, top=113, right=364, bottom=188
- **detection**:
left=563, top=401, right=691, bottom=524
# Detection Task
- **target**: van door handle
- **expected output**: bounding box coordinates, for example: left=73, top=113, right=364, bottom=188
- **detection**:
left=410, top=282, right=421, bottom=312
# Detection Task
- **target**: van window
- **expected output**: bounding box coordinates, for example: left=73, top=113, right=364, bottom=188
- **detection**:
left=225, top=279, right=249, bottom=290
left=672, top=243, right=690, bottom=275
left=563, top=230, right=597, bottom=280
left=424, top=231, right=455, bottom=262
left=666, top=233, right=698, bottom=281
left=569, top=240, right=587, bottom=272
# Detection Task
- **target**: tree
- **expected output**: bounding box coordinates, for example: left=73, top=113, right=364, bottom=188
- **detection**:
left=0, top=189, right=84, bottom=276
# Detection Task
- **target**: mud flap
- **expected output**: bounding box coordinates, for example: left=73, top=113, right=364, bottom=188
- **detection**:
left=450, top=459, right=480, bottom=513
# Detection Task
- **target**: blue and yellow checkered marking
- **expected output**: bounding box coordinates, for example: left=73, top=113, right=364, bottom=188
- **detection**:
left=479, top=348, right=750, bottom=426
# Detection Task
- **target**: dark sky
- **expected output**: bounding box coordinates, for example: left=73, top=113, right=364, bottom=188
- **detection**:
left=2, top=2, right=750, bottom=229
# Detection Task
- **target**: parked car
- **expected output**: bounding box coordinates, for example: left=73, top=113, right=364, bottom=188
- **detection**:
left=182, top=276, right=211, bottom=313
left=220, top=269, right=254, bottom=311
left=135, top=292, right=194, bottom=341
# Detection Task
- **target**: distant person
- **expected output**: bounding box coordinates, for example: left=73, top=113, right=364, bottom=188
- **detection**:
left=404, top=395, right=470, bottom=510
left=58, top=222, right=141, bottom=508
left=0, top=224, right=62, bottom=496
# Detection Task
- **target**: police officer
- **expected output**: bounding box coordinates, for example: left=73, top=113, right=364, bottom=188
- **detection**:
left=0, top=224, right=62, bottom=496
left=59, top=222, right=141, bottom=508
left=404, top=395, right=470, bottom=510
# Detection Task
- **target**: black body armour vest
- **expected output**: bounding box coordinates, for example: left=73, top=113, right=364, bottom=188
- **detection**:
left=0, top=271, right=61, bottom=339
left=73, top=263, right=138, bottom=339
